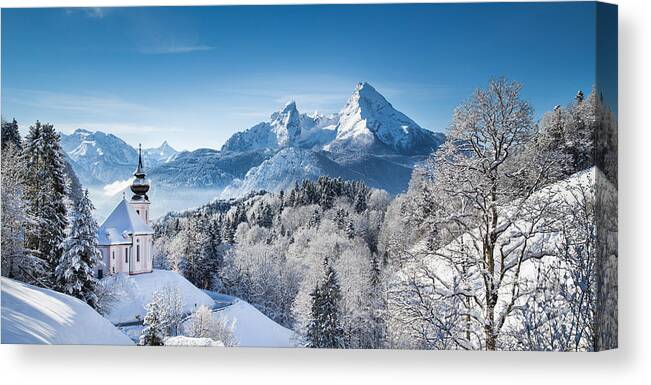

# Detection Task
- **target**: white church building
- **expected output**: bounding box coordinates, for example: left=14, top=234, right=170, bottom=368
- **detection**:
left=96, top=146, right=154, bottom=278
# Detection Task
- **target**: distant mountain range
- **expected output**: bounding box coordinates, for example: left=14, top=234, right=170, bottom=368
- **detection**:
left=61, top=82, right=445, bottom=196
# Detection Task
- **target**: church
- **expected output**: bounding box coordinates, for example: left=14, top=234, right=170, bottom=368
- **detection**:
left=96, top=146, right=154, bottom=277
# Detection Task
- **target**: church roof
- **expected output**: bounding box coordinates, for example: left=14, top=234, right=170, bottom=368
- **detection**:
left=97, top=197, right=154, bottom=246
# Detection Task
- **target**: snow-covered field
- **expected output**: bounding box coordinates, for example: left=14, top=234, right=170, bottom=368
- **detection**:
left=1, top=277, right=133, bottom=345
left=164, top=336, right=224, bottom=347
left=105, top=269, right=214, bottom=324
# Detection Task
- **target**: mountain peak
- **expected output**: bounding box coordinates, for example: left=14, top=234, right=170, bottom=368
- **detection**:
left=327, top=82, right=444, bottom=155
left=282, top=100, right=297, bottom=113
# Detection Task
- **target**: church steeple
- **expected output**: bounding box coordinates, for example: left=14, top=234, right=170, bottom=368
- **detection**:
left=130, top=144, right=150, bottom=201
left=134, top=144, right=145, bottom=178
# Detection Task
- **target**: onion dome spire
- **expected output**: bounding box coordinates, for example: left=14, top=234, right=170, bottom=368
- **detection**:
left=130, top=144, right=150, bottom=201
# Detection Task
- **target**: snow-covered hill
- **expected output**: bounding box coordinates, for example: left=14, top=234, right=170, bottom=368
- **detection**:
left=212, top=299, right=295, bottom=347
left=104, top=269, right=215, bottom=324
left=1, top=277, right=133, bottom=345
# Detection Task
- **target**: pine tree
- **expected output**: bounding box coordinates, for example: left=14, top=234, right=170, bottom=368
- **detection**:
left=353, top=190, right=368, bottom=213
left=139, top=293, right=166, bottom=346
left=55, top=190, right=102, bottom=308
left=197, top=215, right=224, bottom=289
left=306, top=257, right=344, bottom=348
left=1, top=138, right=43, bottom=281
left=1, top=118, right=22, bottom=150
left=22, top=122, right=69, bottom=287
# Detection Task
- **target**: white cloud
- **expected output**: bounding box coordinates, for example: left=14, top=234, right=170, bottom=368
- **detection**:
left=102, top=178, right=132, bottom=197
left=4, top=89, right=154, bottom=117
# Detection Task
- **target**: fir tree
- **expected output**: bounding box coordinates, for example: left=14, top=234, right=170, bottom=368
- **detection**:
left=353, top=190, right=368, bottom=213
left=55, top=190, right=102, bottom=308
left=139, top=293, right=166, bottom=346
left=1, top=118, right=22, bottom=150
left=22, top=122, right=69, bottom=287
left=306, top=257, right=344, bottom=348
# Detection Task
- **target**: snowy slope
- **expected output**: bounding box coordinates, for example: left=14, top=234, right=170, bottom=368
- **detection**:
left=1, top=277, right=133, bottom=345
left=105, top=269, right=214, bottom=324
left=212, top=299, right=296, bottom=347
left=220, top=147, right=366, bottom=197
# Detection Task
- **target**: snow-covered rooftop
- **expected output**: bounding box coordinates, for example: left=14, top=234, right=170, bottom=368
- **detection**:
left=97, top=197, right=154, bottom=245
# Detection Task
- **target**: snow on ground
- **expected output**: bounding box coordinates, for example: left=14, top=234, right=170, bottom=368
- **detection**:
left=105, top=269, right=214, bottom=324
left=1, top=277, right=133, bottom=345
left=211, top=299, right=296, bottom=348
left=164, top=336, right=224, bottom=347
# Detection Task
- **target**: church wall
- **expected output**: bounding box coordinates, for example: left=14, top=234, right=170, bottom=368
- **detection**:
left=130, top=234, right=153, bottom=274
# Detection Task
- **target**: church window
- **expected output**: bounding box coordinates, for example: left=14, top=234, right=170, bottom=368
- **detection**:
left=125, top=247, right=128, bottom=263
left=137, top=242, right=140, bottom=262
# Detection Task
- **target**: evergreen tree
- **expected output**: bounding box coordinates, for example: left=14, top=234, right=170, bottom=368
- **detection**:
left=306, top=257, right=344, bottom=348
left=353, top=190, right=368, bottom=213
left=22, top=122, right=69, bottom=287
left=139, top=293, right=166, bottom=346
left=55, top=190, right=102, bottom=308
left=1, top=138, right=44, bottom=281
left=1, top=118, right=22, bottom=150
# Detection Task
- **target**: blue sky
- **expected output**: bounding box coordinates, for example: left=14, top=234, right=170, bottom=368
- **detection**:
left=2, top=3, right=602, bottom=151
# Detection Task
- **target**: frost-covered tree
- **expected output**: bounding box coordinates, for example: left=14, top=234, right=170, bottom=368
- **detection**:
left=1, top=137, right=44, bottom=281
left=140, top=293, right=166, bottom=346
left=55, top=190, right=102, bottom=308
left=22, top=122, right=68, bottom=286
left=158, top=286, right=185, bottom=336
left=1, top=118, right=22, bottom=150
left=389, top=79, right=562, bottom=350
left=185, top=305, right=237, bottom=346
left=306, top=257, right=344, bottom=348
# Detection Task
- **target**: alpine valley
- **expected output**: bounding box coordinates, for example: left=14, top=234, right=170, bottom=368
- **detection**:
left=61, top=82, right=445, bottom=214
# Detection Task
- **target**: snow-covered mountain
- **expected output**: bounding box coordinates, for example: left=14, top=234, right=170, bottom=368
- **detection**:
left=148, top=148, right=272, bottom=189
left=221, top=147, right=363, bottom=197
left=142, top=140, right=178, bottom=165
left=61, top=129, right=139, bottom=185
left=326, top=82, right=445, bottom=155
left=221, top=101, right=339, bottom=152
left=60, top=129, right=178, bottom=186
left=219, top=82, right=444, bottom=196
left=61, top=82, right=444, bottom=198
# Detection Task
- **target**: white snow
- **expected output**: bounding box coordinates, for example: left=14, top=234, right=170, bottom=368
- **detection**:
left=105, top=269, right=214, bottom=324
left=1, top=277, right=133, bottom=345
left=208, top=299, right=296, bottom=347
left=164, top=336, right=224, bottom=347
